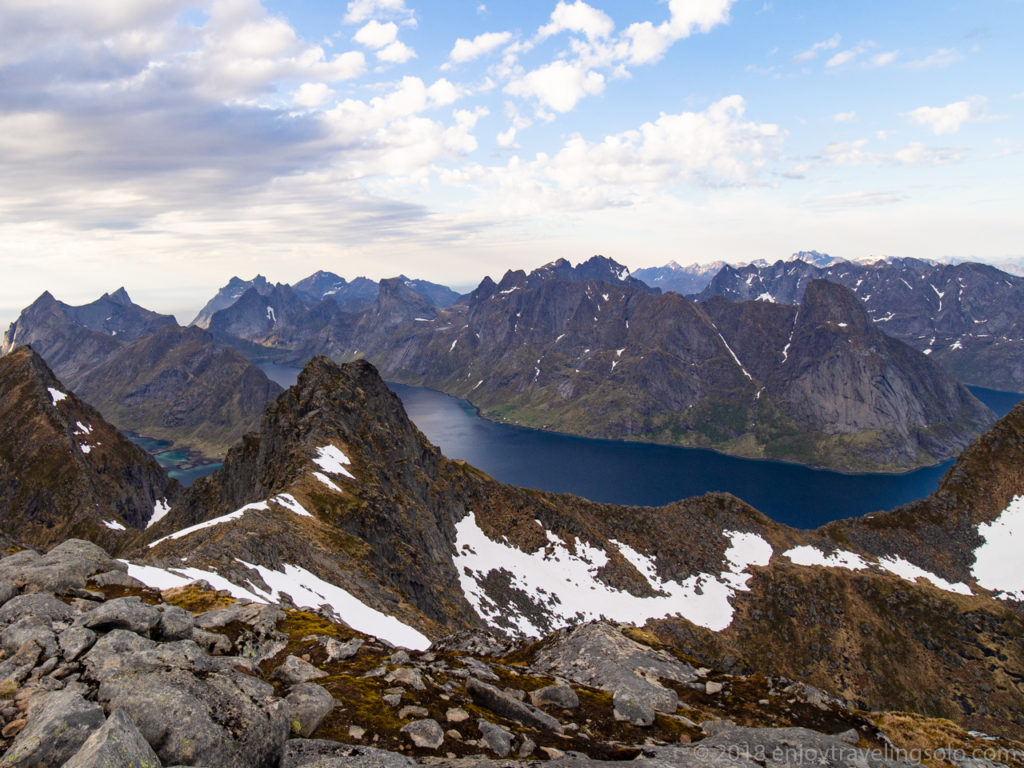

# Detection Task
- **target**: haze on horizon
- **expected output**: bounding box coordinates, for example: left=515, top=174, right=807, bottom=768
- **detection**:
left=1, top=0, right=1022, bottom=326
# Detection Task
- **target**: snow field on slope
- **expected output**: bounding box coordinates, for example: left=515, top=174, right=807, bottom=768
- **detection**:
left=453, top=511, right=772, bottom=634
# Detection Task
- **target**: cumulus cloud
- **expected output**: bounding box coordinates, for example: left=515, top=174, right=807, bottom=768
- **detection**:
left=833, top=111, right=856, bottom=123
left=293, top=82, right=335, bottom=108
left=505, top=60, right=605, bottom=113
left=622, top=0, right=737, bottom=65
left=907, top=96, right=991, bottom=135
left=446, top=31, right=513, bottom=67
left=377, top=40, right=416, bottom=63
left=793, top=33, right=840, bottom=63
left=538, top=1, right=615, bottom=41
left=354, top=20, right=398, bottom=49
left=343, top=0, right=414, bottom=25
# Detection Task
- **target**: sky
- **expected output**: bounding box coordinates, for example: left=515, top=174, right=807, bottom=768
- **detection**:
left=1, top=0, right=1022, bottom=325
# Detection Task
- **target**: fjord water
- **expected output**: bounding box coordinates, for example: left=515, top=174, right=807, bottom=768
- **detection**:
left=260, top=364, right=1022, bottom=528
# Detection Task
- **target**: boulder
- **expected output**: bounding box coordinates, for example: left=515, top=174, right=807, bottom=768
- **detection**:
left=62, top=708, right=161, bottom=768
left=531, top=623, right=688, bottom=715
left=81, top=596, right=161, bottom=636
left=465, top=677, right=561, bottom=732
left=96, top=667, right=288, bottom=768
left=1, top=617, right=57, bottom=659
left=0, top=689, right=105, bottom=767
left=613, top=689, right=656, bottom=727
left=313, top=635, right=362, bottom=662
left=477, top=719, right=514, bottom=757
left=158, top=605, right=195, bottom=641
left=399, top=718, right=444, bottom=749
left=272, top=655, right=328, bottom=685
left=58, top=626, right=97, bottom=662
left=530, top=684, right=579, bottom=710
left=0, top=593, right=74, bottom=627
left=284, top=683, right=335, bottom=738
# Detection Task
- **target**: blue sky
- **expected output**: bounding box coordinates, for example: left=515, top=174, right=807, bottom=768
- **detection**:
left=1, top=0, right=1021, bottom=323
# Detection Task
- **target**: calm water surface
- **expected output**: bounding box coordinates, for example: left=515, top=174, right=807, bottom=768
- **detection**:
left=260, top=364, right=1023, bottom=529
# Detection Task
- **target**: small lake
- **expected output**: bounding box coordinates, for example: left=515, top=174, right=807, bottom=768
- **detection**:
left=126, top=434, right=222, bottom=487
left=259, top=363, right=1023, bottom=529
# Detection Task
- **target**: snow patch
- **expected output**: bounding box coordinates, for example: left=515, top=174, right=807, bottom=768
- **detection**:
left=785, top=546, right=869, bottom=570
left=122, top=561, right=266, bottom=602
left=237, top=560, right=430, bottom=650
left=102, top=520, right=126, bottom=532
left=878, top=555, right=971, bottom=596
left=313, top=445, right=355, bottom=480
left=148, top=499, right=172, bottom=529
left=266, top=306, right=276, bottom=323
left=48, top=388, right=68, bottom=405
left=74, top=421, right=93, bottom=435
left=80, top=444, right=94, bottom=454
left=449, top=339, right=458, bottom=352
left=452, top=512, right=772, bottom=635
left=313, top=472, right=342, bottom=492
left=148, top=502, right=269, bottom=548
left=973, top=495, right=1024, bottom=600
left=756, top=292, right=775, bottom=303
left=272, top=493, right=313, bottom=518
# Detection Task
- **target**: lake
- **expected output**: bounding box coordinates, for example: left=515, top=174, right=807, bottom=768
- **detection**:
left=259, top=363, right=1023, bottom=529
left=126, top=434, right=222, bottom=487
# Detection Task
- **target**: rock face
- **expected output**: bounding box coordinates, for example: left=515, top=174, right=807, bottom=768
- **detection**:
left=73, top=324, right=282, bottom=458
left=0, top=347, right=176, bottom=551
left=0, top=289, right=176, bottom=389
left=191, top=274, right=274, bottom=329
left=696, top=256, right=1024, bottom=392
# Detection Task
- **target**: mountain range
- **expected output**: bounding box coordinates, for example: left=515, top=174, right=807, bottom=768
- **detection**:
left=1, top=290, right=280, bottom=459
left=1, top=346, right=1022, bottom=746
left=688, top=256, right=1024, bottom=392
left=200, top=256, right=993, bottom=472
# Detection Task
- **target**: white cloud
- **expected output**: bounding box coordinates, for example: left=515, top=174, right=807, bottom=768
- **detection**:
left=516, top=95, right=779, bottom=204
left=833, top=111, right=856, bottom=123
left=871, top=50, right=898, bottom=67
left=446, top=31, right=513, bottom=66
left=293, top=82, right=334, bottom=108
left=622, top=0, right=737, bottom=65
left=538, top=1, right=615, bottom=41
left=497, top=127, right=518, bottom=149
left=893, top=142, right=962, bottom=166
left=906, top=48, right=960, bottom=70
left=505, top=59, right=605, bottom=113
left=793, top=33, right=840, bottom=63
left=354, top=20, right=398, bottom=49
left=344, top=0, right=413, bottom=24
left=377, top=40, right=416, bottom=63
left=907, top=96, right=990, bottom=135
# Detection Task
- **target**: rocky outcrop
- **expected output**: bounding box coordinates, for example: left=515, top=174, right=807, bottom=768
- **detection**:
left=0, top=347, right=176, bottom=552
left=6, top=537, right=1004, bottom=768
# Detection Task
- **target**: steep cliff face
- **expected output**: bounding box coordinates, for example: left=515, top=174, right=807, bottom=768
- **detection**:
left=0, top=290, right=176, bottom=388
left=696, top=257, right=1024, bottom=391
left=129, top=356, right=1024, bottom=737
left=0, top=347, right=176, bottom=552
left=73, top=324, right=282, bottom=457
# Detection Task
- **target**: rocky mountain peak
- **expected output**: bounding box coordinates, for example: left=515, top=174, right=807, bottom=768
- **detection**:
left=0, top=346, right=176, bottom=550
left=795, top=279, right=871, bottom=334
left=105, top=287, right=132, bottom=305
